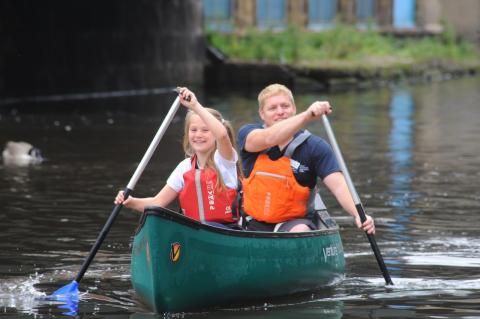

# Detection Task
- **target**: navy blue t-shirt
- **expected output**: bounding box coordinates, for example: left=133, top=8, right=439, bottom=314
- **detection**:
left=238, top=123, right=340, bottom=189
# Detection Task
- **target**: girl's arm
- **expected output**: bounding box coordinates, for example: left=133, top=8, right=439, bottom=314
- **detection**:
left=177, top=87, right=235, bottom=161
left=114, top=185, right=178, bottom=213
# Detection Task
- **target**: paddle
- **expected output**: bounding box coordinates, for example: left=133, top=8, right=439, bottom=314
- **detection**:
left=50, top=93, right=182, bottom=298
left=321, top=115, right=394, bottom=286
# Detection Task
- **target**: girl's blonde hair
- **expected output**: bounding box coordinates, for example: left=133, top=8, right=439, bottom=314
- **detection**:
left=182, top=108, right=242, bottom=190
left=257, top=83, right=295, bottom=110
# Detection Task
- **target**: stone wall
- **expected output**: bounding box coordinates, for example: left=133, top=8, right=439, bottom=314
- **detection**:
left=0, top=0, right=205, bottom=97
left=439, top=0, right=480, bottom=43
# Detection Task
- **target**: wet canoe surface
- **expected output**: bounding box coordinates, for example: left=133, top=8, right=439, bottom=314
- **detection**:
left=131, top=206, right=345, bottom=313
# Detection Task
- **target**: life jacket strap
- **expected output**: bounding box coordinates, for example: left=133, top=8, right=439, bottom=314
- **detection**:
left=284, top=130, right=311, bottom=158
left=231, top=181, right=243, bottom=222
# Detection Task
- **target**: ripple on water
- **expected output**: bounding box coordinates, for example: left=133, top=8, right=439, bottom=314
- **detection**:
left=339, top=277, right=480, bottom=300
left=402, top=253, right=480, bottom=268
left=400, top=237, right=480, bottom=267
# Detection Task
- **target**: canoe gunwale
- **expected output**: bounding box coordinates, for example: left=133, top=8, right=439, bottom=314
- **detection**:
left=135, top=205, right=340, bottom=238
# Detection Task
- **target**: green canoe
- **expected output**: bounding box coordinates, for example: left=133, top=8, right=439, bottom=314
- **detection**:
left=131, top=206, right=345, bottom=313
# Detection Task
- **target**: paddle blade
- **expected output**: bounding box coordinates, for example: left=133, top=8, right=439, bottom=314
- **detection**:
left=42, top=281, right=80, bottom=316
left=57, top=297, right=79, bottom=316
left=51, top=280, right=79, bottom=298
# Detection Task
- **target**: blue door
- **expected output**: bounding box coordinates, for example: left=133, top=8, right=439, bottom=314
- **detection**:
left=393, top=0, right=416, bottom=28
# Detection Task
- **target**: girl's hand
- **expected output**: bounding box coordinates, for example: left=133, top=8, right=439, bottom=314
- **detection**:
left=355, top=214, right=375, bottom=235
left=177, top=87, right=199, bottom=110
left=114, top=190, right=132, bottom=208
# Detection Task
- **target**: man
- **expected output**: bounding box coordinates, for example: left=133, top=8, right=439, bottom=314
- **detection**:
left=238, top=83, right=375, bottom=233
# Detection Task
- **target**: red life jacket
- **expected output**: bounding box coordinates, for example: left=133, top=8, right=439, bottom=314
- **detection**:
left=178, top=156, right=238, bottom=223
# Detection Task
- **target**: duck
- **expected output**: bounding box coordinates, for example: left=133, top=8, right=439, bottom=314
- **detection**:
left=2, top=141, right=44, bottom=166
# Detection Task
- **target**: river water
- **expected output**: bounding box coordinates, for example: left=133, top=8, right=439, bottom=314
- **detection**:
left=1, top=76, right=479, bottom=318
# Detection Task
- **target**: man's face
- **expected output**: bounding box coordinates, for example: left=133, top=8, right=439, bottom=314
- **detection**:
left=259, top=94, right=296, bottom=127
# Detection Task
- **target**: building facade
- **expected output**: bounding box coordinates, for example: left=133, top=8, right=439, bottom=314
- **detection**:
left=203, top=0, right=479, bottom=43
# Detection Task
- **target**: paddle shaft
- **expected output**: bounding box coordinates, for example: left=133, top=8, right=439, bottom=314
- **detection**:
left=321, top=115, right=394, bottom=285
left=74, top=96, right=181, bottom=284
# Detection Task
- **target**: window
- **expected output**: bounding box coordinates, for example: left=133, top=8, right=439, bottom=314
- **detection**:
left=308, top=0, right=337, bottom=30
left=356, top=0, right=376, bottom=28
left=204, top=0, right=234, bottom=32
left=257, top=0, right=287, bottom=30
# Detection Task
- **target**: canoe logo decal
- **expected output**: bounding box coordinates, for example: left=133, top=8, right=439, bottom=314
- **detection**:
left=170, top=242, right=181, bottom=262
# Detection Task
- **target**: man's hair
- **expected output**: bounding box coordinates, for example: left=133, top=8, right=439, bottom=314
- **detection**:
left=257, top=83, right=295, bottom=110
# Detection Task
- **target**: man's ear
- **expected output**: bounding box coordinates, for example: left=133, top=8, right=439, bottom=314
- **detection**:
left=259, top=108, right=266, bottom=121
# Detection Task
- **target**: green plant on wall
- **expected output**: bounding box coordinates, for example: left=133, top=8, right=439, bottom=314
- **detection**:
left=206, top=23, right=480, bottom=68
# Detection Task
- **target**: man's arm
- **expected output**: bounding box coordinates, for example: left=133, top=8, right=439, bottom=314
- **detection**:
left=245, top=102, right=332, bottom=153
left=323, top=172, right=376, bottom=234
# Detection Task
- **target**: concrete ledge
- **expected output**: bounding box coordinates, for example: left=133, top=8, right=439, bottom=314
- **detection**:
left=205, top=59, right=480, bottom=92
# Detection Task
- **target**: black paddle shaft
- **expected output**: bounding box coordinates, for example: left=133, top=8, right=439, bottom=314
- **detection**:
left=59, top=95, right=181, bottom=288
left=355, top=203, right=394, bottom=285
left=74, top=187, right=131, bottom=283
left=322, top=115, right=394, bottom=286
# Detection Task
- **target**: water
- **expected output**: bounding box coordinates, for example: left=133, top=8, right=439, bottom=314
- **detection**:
left=1, top=76, right=480, bottom=318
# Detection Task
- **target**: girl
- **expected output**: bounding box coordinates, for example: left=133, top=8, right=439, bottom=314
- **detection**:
left=114, top=87, right=241, bottom=227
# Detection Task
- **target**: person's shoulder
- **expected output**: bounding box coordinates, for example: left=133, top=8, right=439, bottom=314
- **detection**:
left=301, top=132, right=331, bottom=153
left=305, top=132, right=327, bottom=144
left=239, top=123, right=263, bottom=133
left=238, top=123, right=263, bottom=146
left=174, top=157, right=193, bottom=172
left=214, top=148, right=238, bottom=164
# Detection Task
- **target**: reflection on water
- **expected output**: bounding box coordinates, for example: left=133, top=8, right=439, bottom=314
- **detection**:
left=387, top=90, right=419, bottom=242
left=1, top=76, right=480, bottom=317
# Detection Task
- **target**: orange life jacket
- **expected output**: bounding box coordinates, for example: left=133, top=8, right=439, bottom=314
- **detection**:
left=178, top=156, right=238, bottom=223
left=242, top=131, right=311, bottom=223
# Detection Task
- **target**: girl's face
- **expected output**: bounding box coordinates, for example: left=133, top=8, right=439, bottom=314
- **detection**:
left=188, top=114, right=216, bottom=155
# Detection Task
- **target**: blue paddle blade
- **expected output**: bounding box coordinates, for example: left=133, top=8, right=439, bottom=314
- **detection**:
left=51, top=280, right=79, bottom=298
left=42, top=281, right=79, bottom=316
left=57, top=297, right=79, bottom=316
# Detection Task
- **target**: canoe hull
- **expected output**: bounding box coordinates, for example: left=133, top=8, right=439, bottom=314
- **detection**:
left=131, top=207, right=345, bottom=312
